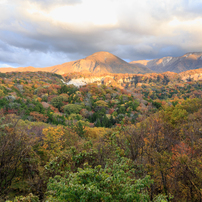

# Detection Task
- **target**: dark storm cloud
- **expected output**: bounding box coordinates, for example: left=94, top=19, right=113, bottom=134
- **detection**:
left=0, top=0, right=202, bottom=67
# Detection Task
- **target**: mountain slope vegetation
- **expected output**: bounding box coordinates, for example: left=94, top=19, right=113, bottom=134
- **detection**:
left=0, top=70, right=202, bottom=201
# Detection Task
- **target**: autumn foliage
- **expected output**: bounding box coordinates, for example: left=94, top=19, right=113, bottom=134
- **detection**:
left=0, top=71, right=202, bottom=201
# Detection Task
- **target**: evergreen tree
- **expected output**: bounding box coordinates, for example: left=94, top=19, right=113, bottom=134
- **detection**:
left=95, top=119, right=101, bottom=127
left=102, top=115, right=109, bottom=127
left=75, top=121, right=86, bottom=137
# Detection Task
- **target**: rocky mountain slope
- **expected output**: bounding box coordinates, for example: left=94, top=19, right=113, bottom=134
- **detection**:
left=131, top=52, right=202, bottom=73
left=62, top=68, right=202, bottom=89
left=0, top=52, right=152, bottom=74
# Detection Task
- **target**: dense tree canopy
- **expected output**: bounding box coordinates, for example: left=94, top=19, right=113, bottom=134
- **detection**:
left=0, top=71, right=202, bottom=201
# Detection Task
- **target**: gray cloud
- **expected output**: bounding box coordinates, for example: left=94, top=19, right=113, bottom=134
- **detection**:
left=0, top=0, right=202, bottom=67
left=0, top=39, right=73, bottom=67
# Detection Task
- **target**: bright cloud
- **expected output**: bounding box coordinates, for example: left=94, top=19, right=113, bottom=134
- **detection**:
left=0, top=0, right=202, bottom=67
left=26, top=0, right=118, bottom=26
left=169, top=17, right=202, bottom=27
left=49, top=1, right=118, bottom=26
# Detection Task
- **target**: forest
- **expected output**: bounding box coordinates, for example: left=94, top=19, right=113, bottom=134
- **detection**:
left=0, top=71, right=202, bottom=201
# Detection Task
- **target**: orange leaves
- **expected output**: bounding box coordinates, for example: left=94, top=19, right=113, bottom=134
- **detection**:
left=120, top=89, right=128, bottom=94
left=143, top=137, right=149, bottom=145
left=30, top=112, right=48, bottom=122
left=79, top=86, right=90, bottom=93
left=171, top=142, right=193, bottom=160
left=52, top=84, right=61, bottom=89
left=108, top=108, right=115, bottom=115
left=33, top=84, right=38, bottom=89
left=37, top=97, right=42, bottom=102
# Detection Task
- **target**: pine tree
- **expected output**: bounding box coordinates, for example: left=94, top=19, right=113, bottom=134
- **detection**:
left=75, top=121, right=86, bottom=137
left=102, top=115, right=109, bottom=127
left=96, top=119, right=101, bottom=127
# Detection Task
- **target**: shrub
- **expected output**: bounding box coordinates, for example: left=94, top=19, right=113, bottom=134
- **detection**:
left=46, top=157, right=152, bottom=202
left=64, top=104, right=84, bottom=114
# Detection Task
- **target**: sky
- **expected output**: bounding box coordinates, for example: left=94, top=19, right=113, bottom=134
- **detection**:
left=0, top=0, right=202, bottom=68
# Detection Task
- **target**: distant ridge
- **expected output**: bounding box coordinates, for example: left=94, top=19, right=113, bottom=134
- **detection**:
left=0, top=51, right=152, bottom=75
left=131, top=52, right=202, bottom=73
left=2, top=52, right=202, bottom=74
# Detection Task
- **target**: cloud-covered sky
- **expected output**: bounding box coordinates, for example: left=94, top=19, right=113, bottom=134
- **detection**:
left=1, top=0, right=202, bottom=67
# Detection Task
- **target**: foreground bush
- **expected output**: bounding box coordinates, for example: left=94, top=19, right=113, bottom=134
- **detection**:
left=46, top=157, right=153, bottom=202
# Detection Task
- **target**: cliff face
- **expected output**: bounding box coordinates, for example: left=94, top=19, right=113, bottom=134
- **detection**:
left=131, top=52, right=202, bottom=73
left=64, top=68, right=202, bottom=88
left=62, top=76, right=113, bottom=87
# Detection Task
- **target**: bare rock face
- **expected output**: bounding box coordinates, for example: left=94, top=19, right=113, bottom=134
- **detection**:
left=131, top=52, right=202, bottom=73
left=64, top=77, right=104, bottom=87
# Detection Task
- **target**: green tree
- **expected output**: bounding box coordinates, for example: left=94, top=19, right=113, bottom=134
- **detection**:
left=75, top=121, right=86, bottom=137
left=64, top=104, right=84, bottom=114
left=6, top=193, right=39, bottom=202
left=95, top=119, right=101, bottom=127
left=50, top=96, right=64, bottom=111
left=58, top=85, right=78, bottom=95
left=46, top=157, right=152, bottom=202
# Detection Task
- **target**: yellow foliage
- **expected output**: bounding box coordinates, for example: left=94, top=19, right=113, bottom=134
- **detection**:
left=0, top=89, right=4, bottom=97
left=95, top=100, right=108, bottom=107
left=42, top=126, right=65, bottom=156
left=8, top=84, right=14, bottom=88
left=85, top=127, right=111, bottom=139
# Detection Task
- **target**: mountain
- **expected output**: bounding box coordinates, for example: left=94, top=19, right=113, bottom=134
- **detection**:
left=131, top=52, right=202, bottom=73
left=62, top=68, right=202, bottom=89
left=44, top=51, right=152, bottom=74
left=0, top=51, right=152, bottom=74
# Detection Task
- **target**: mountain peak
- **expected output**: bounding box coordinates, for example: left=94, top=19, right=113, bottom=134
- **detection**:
left=181, top=52, right=202, bottom=60
left=183, top=52, right=202, bottom=56
left=0, top=51, right=152, bottom=74
left=78, top=51, right=152, bottom=74
left=89, top=51, right=113, bottom=57
left=85, top=51, right=121, bottom=63
left=131, top=52, right=202, bottom=73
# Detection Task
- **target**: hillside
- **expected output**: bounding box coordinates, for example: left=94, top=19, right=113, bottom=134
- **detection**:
left=131, top=52, right=202, bottom=73
left=0, top=70, right=202, bottom=201
left=0, top=52, right=152, bottom=74
left=44, top=51, right=152, bottom=74
left=62, top=68, right=202, bottom=89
